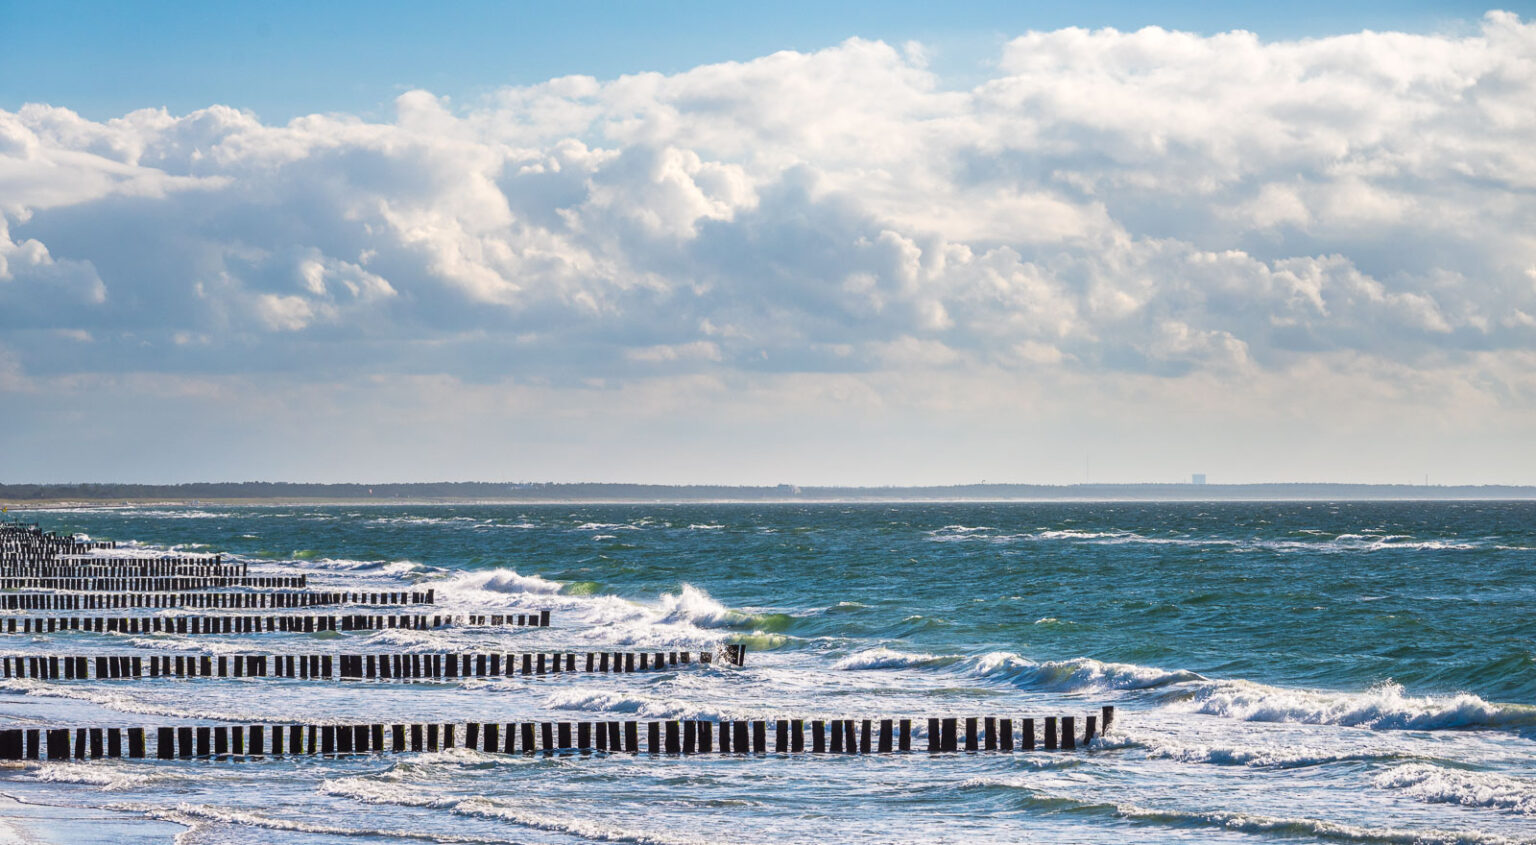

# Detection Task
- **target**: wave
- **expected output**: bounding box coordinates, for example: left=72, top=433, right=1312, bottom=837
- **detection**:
left=28, top=763, right=172, bottom=790
left=826, top=645, right=1536, bottom=736
left=969, top=652, right=1204, bottom=693
left=1112, top=802, right=1517, bottom=845
left=0, top=678, right=263, bottom=722
left=324, top=772, right=721, bottom=845
left=428, top=568, right=565, bottom=601
left=1173, top=680, right=1536, bottom=732
left=297, top=557, right=423, bottom=574
left=544, top=689, right=739, bottom=722
left=366, top=515, right=477, bottom=527
left=922, top=527, right=1487, bottom=553
left=129, top=802, right=515, bottom=844
left=961, top=782, right=1520, bottom=845
left=1142, top=738, right=1417, bottom=769
left=832, top=647, right=955, bottom=671
left=654, top=585, right=751, bottom=629
left=1374, top=764, right=1536, bottom=815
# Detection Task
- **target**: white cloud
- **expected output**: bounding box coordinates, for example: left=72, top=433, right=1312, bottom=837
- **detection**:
left=2, top=14, right=1535, bottom=481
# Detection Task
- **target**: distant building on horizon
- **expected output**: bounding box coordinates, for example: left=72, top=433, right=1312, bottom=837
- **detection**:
left=1192, top=473, right=1207, bottom=485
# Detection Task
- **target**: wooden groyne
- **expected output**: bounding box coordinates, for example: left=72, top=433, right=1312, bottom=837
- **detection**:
left=0, top=611, right=550, bottom=635
left=0, top=576, right=306, bottom=590
left=0, top=519, right=1118, bottom=768
left=0, top=556, right=242, bottom=577
left=0, top=590, right=433, bottom=610
left=0, top=646, right=744, bottom=680
left=0, top=708, right=1113, bottom=760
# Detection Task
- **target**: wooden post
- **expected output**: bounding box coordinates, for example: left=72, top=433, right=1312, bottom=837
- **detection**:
left=984, top=717, right=997, bottom=751
left=899, top=719, right=911, bottom=752
left=1045, top=717, right=1058, bottom=751
left=791, top=720, right=803, bottom=753
left=624, top=721, right=638, bottom=753
left=941, top=718, right=957, bottom=753
left=1062, top=716, right=1075, bottom=750
left=1023, top=718, right=1036, bottom=751
left=999, top=718, right=1014, bottom=752
left=48, top=728, right=70, bottom=760
left=927, top=718, right=940, bottom=753
left=775, top=720, right=788, bottom=753
left=965, top=717, right=978, bottom=752
left=753, top=721, right=766, bottom=754
left=665, top=721, right=679, bottom=754
left=1084, top=715, right=1097, bottom=743
left=1102, top=705, right=1115, bottom=734
left=4, top=729, right=31, bottom=759
left=812, top=720, right=826, bottom=753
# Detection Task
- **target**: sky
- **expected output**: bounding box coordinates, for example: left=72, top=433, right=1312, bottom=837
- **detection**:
left=2, top=2, right=1535, bottom=486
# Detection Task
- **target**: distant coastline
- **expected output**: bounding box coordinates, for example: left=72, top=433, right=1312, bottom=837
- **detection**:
left=3, top=481, right=1535, bottom=507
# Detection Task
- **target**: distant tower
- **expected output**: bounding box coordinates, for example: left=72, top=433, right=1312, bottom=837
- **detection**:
left=1191, top=473, right=1207, bottom=485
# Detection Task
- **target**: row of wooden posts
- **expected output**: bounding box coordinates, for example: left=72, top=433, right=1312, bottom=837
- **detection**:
left=0, top=709, right=1113, bottom=761
left=0, top=521, right=1116, bottom=764
left=0, top=646, right=746, bottom=680
left=0, top=590, right=434, bottom=610
left=0, top=611, right=551, bottom=635
left=0, top=565, right=242, bottom=580
left=0, top=576, right=306, bottom=590
left=0, top=526, right=115, bottom=558
left=0, top=555, right=237, bottom=577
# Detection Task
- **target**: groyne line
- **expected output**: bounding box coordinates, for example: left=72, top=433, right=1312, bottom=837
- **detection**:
left=0, top=611, right=550, bottom=634
left=0, top=591, right=434, bottom=610
left=0, top=708, right=1113, bottom=760
left=0, top=645, right=745, bottom=679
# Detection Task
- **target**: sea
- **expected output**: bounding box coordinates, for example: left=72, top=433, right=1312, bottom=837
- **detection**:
left=0, top=501, right=1533, bottom=844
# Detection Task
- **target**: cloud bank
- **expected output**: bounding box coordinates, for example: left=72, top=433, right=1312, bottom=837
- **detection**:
left=2, top=14, right=1534, bottom=482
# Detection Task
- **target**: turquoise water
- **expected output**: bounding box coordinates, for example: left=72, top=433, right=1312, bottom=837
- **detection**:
left=2, top=502, right=1533, bottom=843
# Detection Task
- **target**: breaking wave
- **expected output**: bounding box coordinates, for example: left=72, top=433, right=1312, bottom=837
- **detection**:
left=1174, top=680, right=1536, bottom=732
left=1374, top=764, right=1536, bottom=815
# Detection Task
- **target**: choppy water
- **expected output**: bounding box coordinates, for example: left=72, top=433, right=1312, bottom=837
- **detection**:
left=1, top=501, right=1534, bottom=843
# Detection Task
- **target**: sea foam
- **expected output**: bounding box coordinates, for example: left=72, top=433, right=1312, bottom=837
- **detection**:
left=1176, top=680, right=1536, bottom=731
left=1374, top=764, right=1536, bottom=815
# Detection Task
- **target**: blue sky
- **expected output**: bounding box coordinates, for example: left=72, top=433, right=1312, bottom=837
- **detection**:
left=2, top=4, right=1535, bottom=485
left=1, top=1, right=1513, bottom=121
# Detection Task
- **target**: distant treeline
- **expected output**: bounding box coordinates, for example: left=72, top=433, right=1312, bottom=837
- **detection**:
left=2, top=481, right=1534, bottom=502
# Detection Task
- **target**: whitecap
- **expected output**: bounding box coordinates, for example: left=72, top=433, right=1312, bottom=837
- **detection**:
left=832, top=647, right=953, bottom=671
left=1374, top=763, right=1536, bottom=815
left=1176, top=679, right=1536, bottom=732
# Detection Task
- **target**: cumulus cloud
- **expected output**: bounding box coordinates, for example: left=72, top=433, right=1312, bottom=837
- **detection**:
left=2, top=14, right=1535, bottom=481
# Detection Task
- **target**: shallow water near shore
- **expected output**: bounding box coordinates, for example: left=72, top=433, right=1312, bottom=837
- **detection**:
left=1, top=501, right=1533, bottom=843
